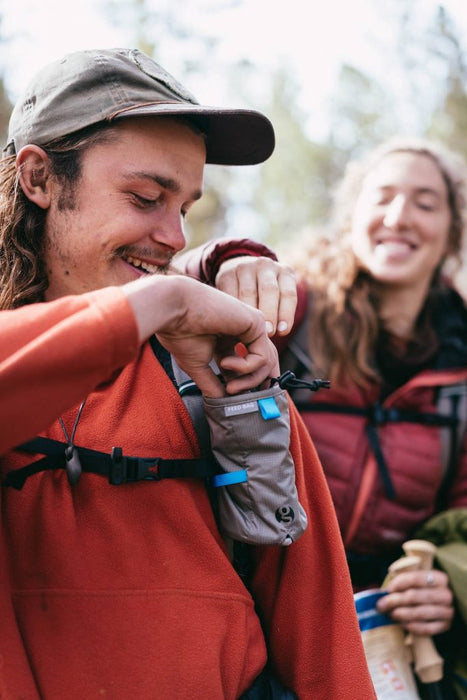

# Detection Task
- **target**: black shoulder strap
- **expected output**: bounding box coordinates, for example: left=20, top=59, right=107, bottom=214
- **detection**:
left=5, top=338, right=218, bottom=490
left=151, top=337, right=254, bottom=582
left=149, top=335, right=212, bottom=453
left=280, top=309, right=313, bottom=380
left=435, top=380, right=467, bottom=509
left=280, top=317, right=466, bottom=503
left=170, top=355, right=212, bottom=457
left=5, top=437, right=217, bottom=490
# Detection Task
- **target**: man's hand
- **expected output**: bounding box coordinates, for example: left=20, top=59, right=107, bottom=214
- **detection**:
left=122, top=274, right=279, bottom=397
left=376, top=569, right=455, bottom=636
left=215, top=256, right=297, bottom=337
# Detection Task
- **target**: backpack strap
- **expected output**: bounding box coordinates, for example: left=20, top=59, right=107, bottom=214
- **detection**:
left=4, top=337, right=219, bottom=490
left=153, top=339, right=255, bottom=578
left=280, top=306, right=313, bottom=380
left=4, top=436, right=217, bottom=490
left=280, top=316, right=464, bottom=502
left=170, top=355, right=212, bottom=458
left=148, top=335, right=213, bottom=456
left=435, top=380, right=467, bottom=509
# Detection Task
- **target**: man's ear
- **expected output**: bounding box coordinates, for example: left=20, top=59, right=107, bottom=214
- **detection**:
left=16, top=145, right=52, bottom=209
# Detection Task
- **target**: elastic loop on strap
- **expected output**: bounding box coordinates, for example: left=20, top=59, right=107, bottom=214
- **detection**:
left=209, top=470, right=248, bottom=488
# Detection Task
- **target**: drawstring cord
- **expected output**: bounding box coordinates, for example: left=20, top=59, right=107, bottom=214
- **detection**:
left=59, top=398, right=87, bottom=486
left=272, top=370, right=331, bottom=393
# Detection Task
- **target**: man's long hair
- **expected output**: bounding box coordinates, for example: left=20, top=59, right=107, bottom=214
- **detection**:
left=0, top=153, right=48, bottom=309
left=0, top=125, right=114, bottom=310
left=286, top=137, right=467, bottom=388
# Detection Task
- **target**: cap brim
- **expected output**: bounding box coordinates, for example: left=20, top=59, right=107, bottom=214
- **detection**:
left=112, top=103, right=275, bottom=166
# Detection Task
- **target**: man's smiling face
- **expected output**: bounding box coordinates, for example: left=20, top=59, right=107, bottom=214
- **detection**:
left=43, top=116, right=206, bottom=300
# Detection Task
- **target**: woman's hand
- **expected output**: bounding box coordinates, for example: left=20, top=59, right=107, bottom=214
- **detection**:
left=376, top=568, right=455, bottom=636
left=215, top=256, right=297, bottom=337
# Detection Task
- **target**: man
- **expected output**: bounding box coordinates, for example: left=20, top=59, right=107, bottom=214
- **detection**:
left=0, top=48, right=375, bottom=698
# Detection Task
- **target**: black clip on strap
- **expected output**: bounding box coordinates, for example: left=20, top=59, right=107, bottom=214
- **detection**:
left=110, top=447, right=162, bottom=485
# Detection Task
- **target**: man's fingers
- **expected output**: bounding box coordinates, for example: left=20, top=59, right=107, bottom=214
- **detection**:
left=183, top=365, right=227, bottom=399
left=133, top=274, right=278, bottom=396
left=220, top=361, right=277, bottom=395
left=181, top=334, right=278, bottom=398
left=219, top=336, right=279, bottom=392
left=219, top=346, right=278, bottom=378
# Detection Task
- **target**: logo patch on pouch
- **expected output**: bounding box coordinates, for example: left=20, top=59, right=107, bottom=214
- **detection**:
left=224, top=401, right=258, bottom=417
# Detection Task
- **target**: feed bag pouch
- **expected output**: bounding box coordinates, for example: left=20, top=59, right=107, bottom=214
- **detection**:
left=204, top=384, right=308, bottom=546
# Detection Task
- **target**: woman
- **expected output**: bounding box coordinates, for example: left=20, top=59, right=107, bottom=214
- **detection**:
left=282, top=137, right=467, bottom=698
left=183, top=136, right=467, bottom=697
left=276, top=137, right=467, bottom=614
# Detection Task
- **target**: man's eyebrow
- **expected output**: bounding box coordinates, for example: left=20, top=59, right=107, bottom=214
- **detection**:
left=123, top=171, right=202, bottom=201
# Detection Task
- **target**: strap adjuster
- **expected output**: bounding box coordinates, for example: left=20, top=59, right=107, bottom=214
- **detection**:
left=110, top=447, right=162, bottom=485
left=369, top=403, right=401, bottom=425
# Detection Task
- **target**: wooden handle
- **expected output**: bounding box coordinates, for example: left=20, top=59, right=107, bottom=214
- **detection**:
left=387, top=555, right=421, bottom=578
left=402, top=539, right=437, bottom=570
left=384, top=555, right=421, bottom=665
left=399, top=541, right=444, bottom=683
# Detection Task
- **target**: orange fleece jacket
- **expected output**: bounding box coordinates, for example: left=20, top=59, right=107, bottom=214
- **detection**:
left=0, top=287, right=375, bottom=699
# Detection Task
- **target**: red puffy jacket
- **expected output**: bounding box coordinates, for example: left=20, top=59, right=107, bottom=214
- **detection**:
left=182, top=239, right=467, bottom=588
left=279, top=283, right=467, bottom=587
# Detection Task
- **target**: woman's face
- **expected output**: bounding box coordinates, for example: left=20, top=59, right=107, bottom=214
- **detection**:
left=349, top=151, right=452, bottom=294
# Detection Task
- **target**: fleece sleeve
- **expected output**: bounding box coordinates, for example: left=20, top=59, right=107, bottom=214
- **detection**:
left=250, top=400, right=376, bottom=700
left=0, top=287, right=139, bottom=455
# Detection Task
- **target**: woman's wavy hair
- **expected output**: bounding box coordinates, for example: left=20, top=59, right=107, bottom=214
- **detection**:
left=0, top=123, right=117, bottom=310
left=287, top=136, right=467, bottom=388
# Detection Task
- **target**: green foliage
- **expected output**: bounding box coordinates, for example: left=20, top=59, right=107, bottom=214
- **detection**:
left=251, top=68, right=337, bottom=245
left=0, top=14, right=13, bottom=149
left=249, top=3, right=467, bottom=249
left=424, top=9, right=467, bottom=160
left=0, top=74, right=12, bottom=149
left=189, top=3, right=467, bottom=253
left=185, top=169, right=230, bottom=249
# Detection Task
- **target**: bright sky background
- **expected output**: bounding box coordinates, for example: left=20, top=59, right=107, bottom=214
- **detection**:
left=1, top=0, right=467, bottom=275
left=1, top=0, right=467, bottom=142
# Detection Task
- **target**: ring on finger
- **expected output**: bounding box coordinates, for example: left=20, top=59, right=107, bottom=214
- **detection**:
left=426, top=571, right=435, bottom=586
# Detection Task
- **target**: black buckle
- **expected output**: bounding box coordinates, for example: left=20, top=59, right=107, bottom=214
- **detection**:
left=370, top=403, right=387, bottom=425
left=109, top=447, right=162, bottom=485
left=370, top=403, right=400, bottom=425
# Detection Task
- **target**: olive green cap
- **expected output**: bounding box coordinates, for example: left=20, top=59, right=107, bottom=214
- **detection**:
left=3, top=48, right=275, bottom=165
